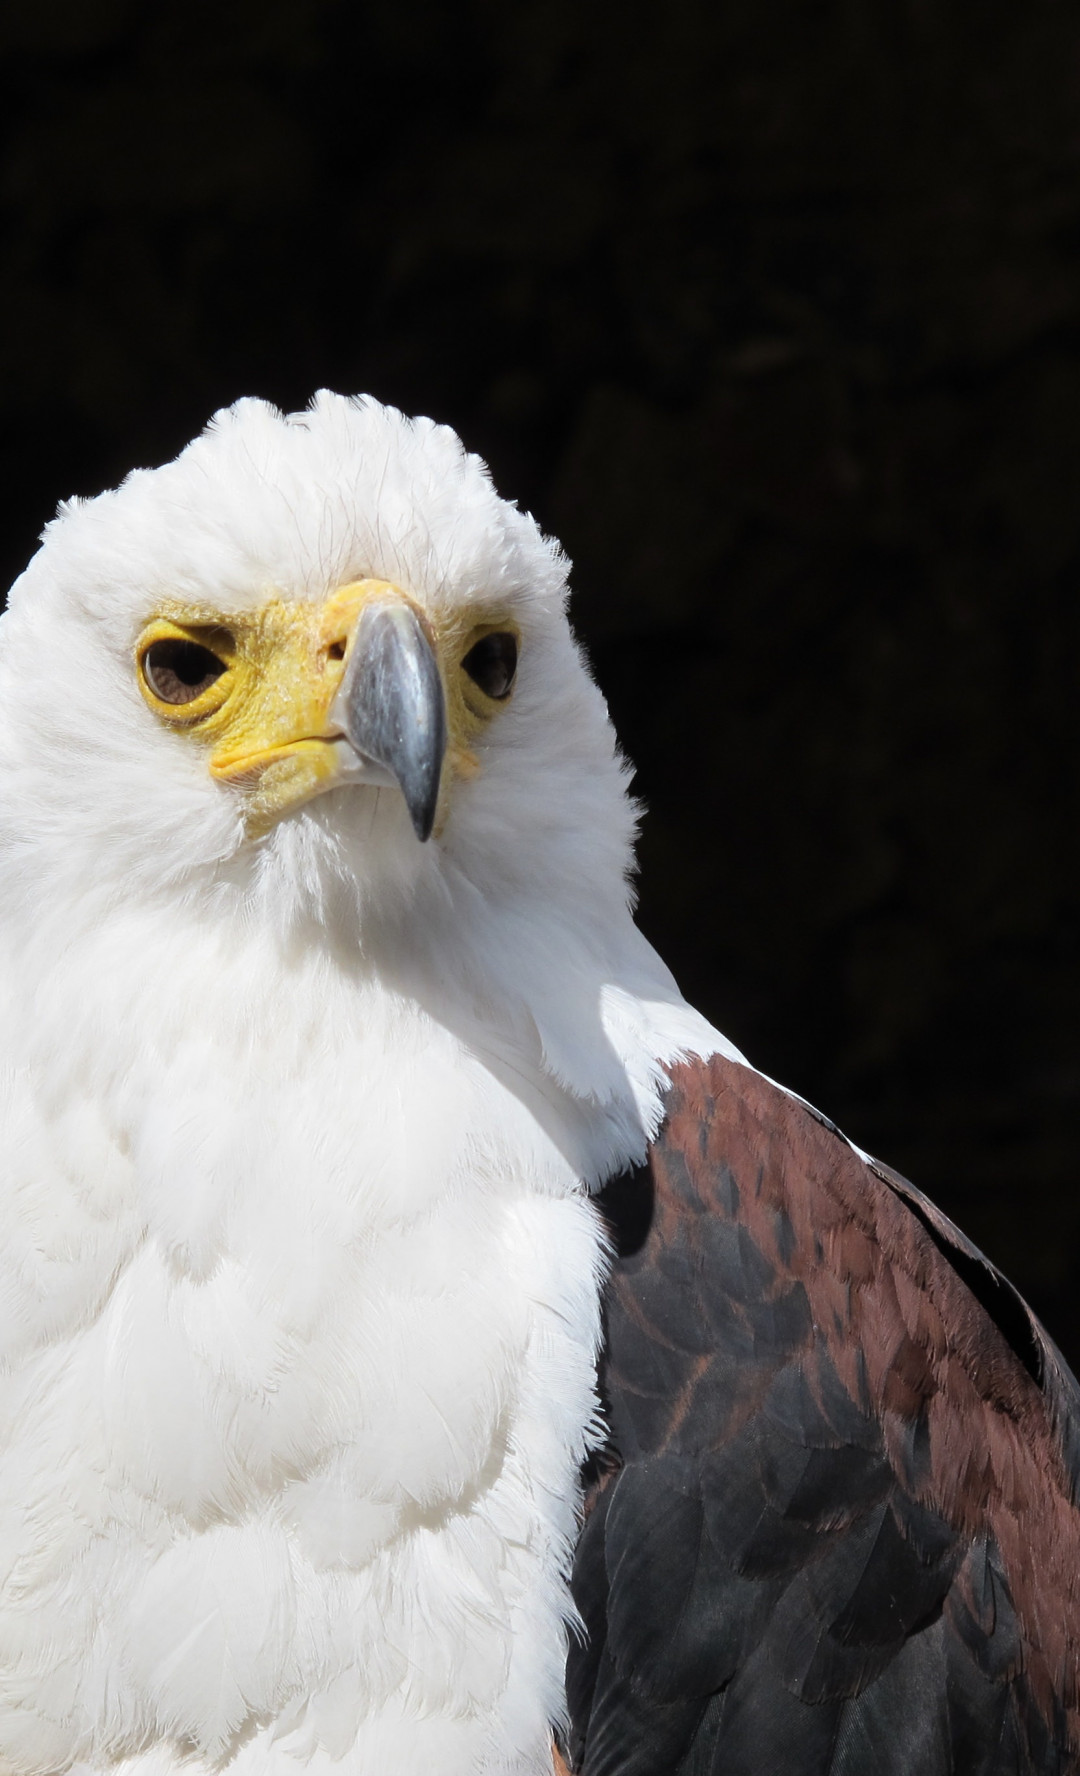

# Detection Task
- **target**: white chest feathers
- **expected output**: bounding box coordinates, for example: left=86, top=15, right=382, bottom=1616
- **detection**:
left=0, top=971, right=613, bottom=1776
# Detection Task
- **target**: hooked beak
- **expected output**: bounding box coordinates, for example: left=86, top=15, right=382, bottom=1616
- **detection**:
left=333, top=593, right=448, bottom=843
left=199, top=580, right=449, bottom=841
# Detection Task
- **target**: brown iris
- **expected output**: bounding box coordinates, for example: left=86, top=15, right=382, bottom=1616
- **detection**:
left=142, top=638, right=228, bottom=706
left=462, top=632, right=518, bottom=700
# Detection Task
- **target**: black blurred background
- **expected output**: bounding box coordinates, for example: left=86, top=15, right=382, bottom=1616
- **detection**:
left=0, top=2, right=1077, bottom=1357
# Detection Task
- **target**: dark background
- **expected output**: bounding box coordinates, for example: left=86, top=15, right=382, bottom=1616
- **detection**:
left=1, top=2, right=1077, bottom=1356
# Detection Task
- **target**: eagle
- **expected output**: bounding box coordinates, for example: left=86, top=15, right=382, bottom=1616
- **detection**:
left=0, top=392, right=1075, bottom=1776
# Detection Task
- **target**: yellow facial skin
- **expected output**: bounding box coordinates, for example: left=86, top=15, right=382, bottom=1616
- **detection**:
left=135, top=580, right=519, bottom=838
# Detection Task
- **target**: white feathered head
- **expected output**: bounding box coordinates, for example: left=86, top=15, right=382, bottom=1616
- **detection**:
left=0, top=393, right=640, bottom=942
left=0, top=394, right=702, bottom=1131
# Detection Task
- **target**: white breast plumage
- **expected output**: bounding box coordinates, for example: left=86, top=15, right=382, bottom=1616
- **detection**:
left=0, top=391, right=722, bottom=1774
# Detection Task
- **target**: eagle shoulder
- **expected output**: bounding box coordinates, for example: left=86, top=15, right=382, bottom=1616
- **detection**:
left=566, top=1050, right=1080, bottom=1775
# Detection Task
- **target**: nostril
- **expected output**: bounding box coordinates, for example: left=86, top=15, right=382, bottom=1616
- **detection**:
left=327, top=640, right=346, bottom=662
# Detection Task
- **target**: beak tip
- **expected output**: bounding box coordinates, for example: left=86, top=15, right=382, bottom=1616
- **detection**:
left=405, top=760, right=442, bottom=843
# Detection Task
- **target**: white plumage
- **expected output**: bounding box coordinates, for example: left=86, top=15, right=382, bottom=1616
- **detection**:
left=0, top=395, right=724, bottom=1773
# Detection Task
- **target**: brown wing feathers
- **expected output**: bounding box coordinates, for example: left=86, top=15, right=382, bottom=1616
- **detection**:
left=565, top=1052, right=1080, bottom=1775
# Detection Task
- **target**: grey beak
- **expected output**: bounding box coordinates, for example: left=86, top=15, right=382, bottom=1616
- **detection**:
left=338, top=597, right=447, bottom=842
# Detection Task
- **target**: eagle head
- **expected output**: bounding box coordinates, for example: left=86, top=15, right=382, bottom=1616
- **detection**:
left=0, top=392, right=637, bottom=950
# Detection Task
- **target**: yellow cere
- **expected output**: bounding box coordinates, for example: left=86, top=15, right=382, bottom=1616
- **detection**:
left=135, top=580, right=519, bottom=837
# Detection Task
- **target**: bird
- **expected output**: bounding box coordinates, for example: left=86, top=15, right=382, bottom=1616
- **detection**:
left=0, top=391, right=1074, bottom=1776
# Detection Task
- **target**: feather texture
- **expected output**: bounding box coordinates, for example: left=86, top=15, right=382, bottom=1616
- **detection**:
left=568, top=1053, right=1080, bottom=1774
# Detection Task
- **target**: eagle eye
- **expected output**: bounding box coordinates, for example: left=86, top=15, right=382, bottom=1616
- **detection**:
left=142, top=638, right=228, bottom=706
left=462, top=632, right=518, bottom=701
